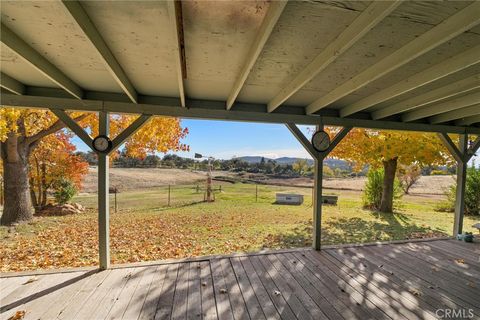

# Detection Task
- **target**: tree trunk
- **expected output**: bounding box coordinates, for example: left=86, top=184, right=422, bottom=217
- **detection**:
left=379, top=157, right=398, bottom=213
left=40, top=162, right=47, bottom=207
left=29, top=177, right=39, bottom=209
left=1, top=134, right=33, bottom=225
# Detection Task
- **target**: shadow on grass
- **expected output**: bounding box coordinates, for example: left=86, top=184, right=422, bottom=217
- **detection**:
left=262, top=211, right=448, bottom=249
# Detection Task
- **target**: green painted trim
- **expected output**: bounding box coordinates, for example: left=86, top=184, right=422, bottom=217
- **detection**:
left=3, top=93, right=479, bottom=135
left=453, top=134, right=468, bottom=236
left=110, top=114, right=151, bottom=154
left=62, top=1, right=137, bottom=103
left=98, top=111, right=110, bottom=270
left=437, top=133, right=464, bottom=163
left=1, top=24, right=83, bottom=99
left=50, top=109, right=93, bottom=149
left=285, top=123, right=318, bottom=159
left=0, top=72, right=25, bottom=95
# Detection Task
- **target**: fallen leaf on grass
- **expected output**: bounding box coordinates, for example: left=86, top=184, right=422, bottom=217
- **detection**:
left=8, top=310, right=25, bottom=320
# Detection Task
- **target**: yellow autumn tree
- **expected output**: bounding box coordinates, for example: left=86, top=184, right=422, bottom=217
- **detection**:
left=0, top=108, right=188, bottom=225
left=326, top=127, right=452, bottom=213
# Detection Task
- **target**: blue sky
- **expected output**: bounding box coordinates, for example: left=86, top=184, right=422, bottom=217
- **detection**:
left=72, top=119, right=479, bottom=165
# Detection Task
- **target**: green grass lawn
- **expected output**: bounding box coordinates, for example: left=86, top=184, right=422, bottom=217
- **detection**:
left=1, top=183, right=478, bottom=272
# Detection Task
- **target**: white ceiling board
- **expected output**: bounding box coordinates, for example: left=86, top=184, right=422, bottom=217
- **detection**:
left=80, top=1, right=179, bottom=97
left=284, top=1, right=476, bottom=108
left=182, top=1, right=271, bottom=100
left=333, top=31, right=480, bottom=109
left=0, top=1, right=121, bottom=93
left=0, top=43, right=56, bottom=87
left=237, top=1, right=369, bottom=104
left=366, top=64, right=480, bottom=113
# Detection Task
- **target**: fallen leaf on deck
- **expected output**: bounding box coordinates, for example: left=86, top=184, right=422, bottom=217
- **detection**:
left=220, top=288, right=227, bottom=294
left=274, top=290, right=281, bottom=295
left=22, top=277, right=38, bottom=285
left=201, top=281, right=207, bottom=287
left=431, top=266, right=439, bottom=272
left=410, top=289, right=422, bottom=296
left=467, top=282, right=476, bottom=288
left=8, top=310, right=26, bottom=320
left=454, top=259, right=465, bottom=264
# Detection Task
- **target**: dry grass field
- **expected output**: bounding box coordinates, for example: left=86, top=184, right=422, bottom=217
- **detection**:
left=82, top=167, right=454, bottom=196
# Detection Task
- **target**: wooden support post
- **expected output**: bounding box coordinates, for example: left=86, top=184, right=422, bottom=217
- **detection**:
left=453, top=134, right=467, bottom=236
left=50, top=109, right=153, bottom=270
left=437, top=133, right=479, bottom=236
left=98, top=111, right=110, bottom=270
left=286, top=123, right=351, bottom=250
left=313, top=153, right=324, bottom=250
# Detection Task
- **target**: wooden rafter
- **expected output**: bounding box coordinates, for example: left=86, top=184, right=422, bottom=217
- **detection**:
left=430, top=104, right=480, bottom=124
left=167, top=0, right=186, bottom=107
left=372, top=74, right=480, bottom=120
left=345, top=45, right=480, bottom=118
left=455, top=115, right=480, bottom=126
left=62, top=1, right=138, bottom=103
left=226, top=1, right=287, bottom=110
left=1, top=24, right=83, bottom=99
left=306, top=2, right=480, bottom=114
left=267, top=1, right=400, bottom=113
left=402, top=91, right=480, bottom=122
left=0, top=72, right=25, bottom=95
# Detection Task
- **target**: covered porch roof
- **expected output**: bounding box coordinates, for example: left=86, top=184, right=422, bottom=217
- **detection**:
left=1, top=0, right=479, bottom=134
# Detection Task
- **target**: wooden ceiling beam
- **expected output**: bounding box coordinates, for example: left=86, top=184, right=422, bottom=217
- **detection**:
left=3, top=91, right=480, bottom=135
left=226, top=1, right=287, bottom=110
left=0, top=72, right=25, bottom=95
left=347, top=46, right=480, bottom=118
left=166, top=0, right=186, bottom=107
left=0, top=23, right=83, bottom=99
left=306, top=2, right=480, bottom=114
left=455, top=115, right=480, bottom=126
left=372, top=74, right=480, bottom=120
left=267, top=1, right=400, bottom=113
left=402, top=91, right=480, bottom=122
left=430, top=104, right=480, bottom=124
left=62, top=1, right=138, bottom=103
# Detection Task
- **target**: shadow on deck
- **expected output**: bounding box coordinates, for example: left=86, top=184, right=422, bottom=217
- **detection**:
left=1, top=239, right=479, bottom=320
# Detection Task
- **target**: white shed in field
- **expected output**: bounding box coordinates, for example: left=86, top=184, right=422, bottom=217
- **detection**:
left=276, top=193, right=304, bottom=205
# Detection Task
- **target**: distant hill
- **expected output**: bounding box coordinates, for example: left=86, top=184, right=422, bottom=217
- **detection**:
left=235, top=156, right=350, bottom=170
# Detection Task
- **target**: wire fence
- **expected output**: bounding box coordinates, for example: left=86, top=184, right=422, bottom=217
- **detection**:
left=75, top=183, right=314, bottom=213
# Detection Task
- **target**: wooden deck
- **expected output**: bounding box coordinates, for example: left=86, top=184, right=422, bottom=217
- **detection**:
left=1, top=239, right=479, bottom=320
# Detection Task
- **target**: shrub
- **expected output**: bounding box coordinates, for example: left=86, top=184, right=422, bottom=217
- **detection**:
left=397, top=164, right=421, bottom=194
left=54, top=178, right=77, bottom=205
left=437, top=165, right=480, bottom=215
left=363, top=167, right=402, bottom=210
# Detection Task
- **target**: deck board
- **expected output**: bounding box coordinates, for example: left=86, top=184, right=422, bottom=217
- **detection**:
left=1, top=239, right=479, bottom=320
